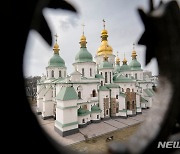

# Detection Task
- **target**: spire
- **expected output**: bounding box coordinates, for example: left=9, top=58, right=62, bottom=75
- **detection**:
left=116, top=51, right=120, bottom=65
left=131, top=43, right=137, bottom=59
left=53, top=33, right=60, bottom=54
left=79, top=23, right=87, bottom=48
left=122, top=52, right=127, bottom=64
left=101, top=19, right=108, bottom=41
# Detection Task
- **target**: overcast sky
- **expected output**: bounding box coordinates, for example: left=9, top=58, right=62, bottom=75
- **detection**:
left=23, top=0, right=171, bottom=77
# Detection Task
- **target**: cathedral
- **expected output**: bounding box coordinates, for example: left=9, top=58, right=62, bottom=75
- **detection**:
left=36, top=21, right=155, bottom=137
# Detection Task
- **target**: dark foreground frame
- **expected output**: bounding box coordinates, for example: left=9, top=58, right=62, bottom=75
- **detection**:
left=5, top=0, right=180, bottom=154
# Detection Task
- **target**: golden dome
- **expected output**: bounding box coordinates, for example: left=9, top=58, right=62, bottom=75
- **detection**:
left=97, top=40, right=113, bottom=56
left=116, top=57, right=120, bottom=64
left=131, top=50, right=137, bottom=59
left=53, top=42, right=60, bottom=54
left=54, top=43, right=59, bottom=49
left=97, top=20, right=113, bottom=56
left=79, top=34, right=87, bottom=48
left=123, top=57, right=127, bottom=63
left=80, top=35, right=86, bottom=41
left=101, top=29, right=108, bottom=35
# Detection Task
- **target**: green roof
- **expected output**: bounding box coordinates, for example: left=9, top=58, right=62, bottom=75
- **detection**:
left=140, top=96, right=148, bottom=102
left=143, top=89, right=154, bottom=97
left=75, top=47, right=93, bottom=63
left=114, top=64, right=121, bottom=73
left=129, top=59, right=142, bottom=71
left=105, top=83, right=120, bottom=88
left=119, top=92, right=126, bottom=98
left=99, top=86, right=109, bottom=91
left=95, top=74, right=104, bottom=79
left=48, top=53, right=65, bottom=67
left=91, top=105, right=101, bottom=113
left=99, top=61, right=113, bottom=69
left=113, top=74, right=135, bottom=83
left=78, top=108, right=90, bottom=116
left=120, top=64, right=131, bottom=72
left=56, top=86, right=78, bottom=101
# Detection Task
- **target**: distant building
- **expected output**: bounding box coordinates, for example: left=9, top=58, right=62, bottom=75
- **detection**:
left=36, top=22, right=156, bottom=137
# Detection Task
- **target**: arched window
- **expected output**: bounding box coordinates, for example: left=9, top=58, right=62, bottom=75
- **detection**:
left=126, top=88, right=130, bottom=92
left=101, top=72, right=102, bottom=75
left=82, top=68, right=84, bottom=76
left=101, top=81, right=103, bottom=86
left=59, top=70, right=61, bottom=77
left=122, top=88, right=124, bottom=92
left=97, top=115, right=99, bottom=119
left=51, top=70, right=54, bottom=78
left=47, top=71, right=48, bottom=77
left=116, top=107, right=119, bottom=113
left=90, top=68, right=92, bottom=76
left=116, top=95, right=118, bottom=99
left=127, top=101, right=130, bottom=110
left=106, top=109, right=108, bottom=115
left=135, top=73, right=137, bottom=79
left=105, top=72, right=107, bottom=83
left=78, top=91, right=81, bottom=99
left=82, top=119, right=85, bottom=123
left=110, top=72, right=112, bottom=83
left=132, top=89, right=134, bottom=92
left=126, top=74, right=128, bottom=77
left=92, top=90, right=96, bottom=97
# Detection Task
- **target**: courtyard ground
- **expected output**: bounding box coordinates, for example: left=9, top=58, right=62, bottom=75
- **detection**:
left=31, top=105, right=149, bottom=153
left=69, top=123, right=140, bottom=154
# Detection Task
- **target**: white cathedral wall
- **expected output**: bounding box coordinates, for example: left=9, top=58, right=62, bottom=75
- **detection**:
left=73, top=84, right=98, bottom=102
left=37, top=98, right=43, bottom=113
left=146, top=97, right=152, bottom=108
left=56, top=99, right=77, bottom=108
left=110, top=88, right=120, bottom=98
left=99, top=91, right=110, bottom=118
left=63, top=108, right=78, bottom=124
left=78, top=114, right=91, bottom=125
left=119, top=96, right=127, bottom=117
left=119, top=96, right=126, bottom=110
left=99, top=69, right=113, bottom=84
left=55, top=121, right=78, bottom=132
left=117, top=82, right=136, bottom=92
left=42, top=101, right=54, bottom=117
left=141, top=102, right=147, bottom=109
left=91, top=112, right=101, bottom=120
left=56, top=103, right=78, bottom=128
left=70, top=74, right=81, bottom=82
left=46, top=67, right=66, bottom=79
left=42, top=87, right=54, bottom=117
left=95, top=54, right=115, bottom=66
left=136, top=94, right=141, bottom=113
left=119, top=71, right=132, bottom=78
left=73, top=62, right=96, bottom=78
left=139, top=82, right=153, bottom=90
left=131, top=71, right=143, bottom=80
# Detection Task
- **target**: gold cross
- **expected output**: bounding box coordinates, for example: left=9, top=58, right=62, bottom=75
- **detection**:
left=54, top=34, right=58, bottom=43
left=103, top=19, right=105, bottom=29
left=117, top=51, right=119, bottom=57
